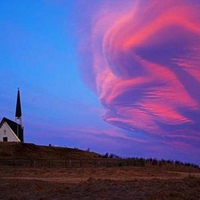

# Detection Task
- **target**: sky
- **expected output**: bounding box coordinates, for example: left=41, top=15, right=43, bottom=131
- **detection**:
left=0, top=0, right=200, bottom=165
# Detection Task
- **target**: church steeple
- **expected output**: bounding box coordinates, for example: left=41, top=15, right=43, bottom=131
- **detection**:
left=15, top=88, right=23, bottom=127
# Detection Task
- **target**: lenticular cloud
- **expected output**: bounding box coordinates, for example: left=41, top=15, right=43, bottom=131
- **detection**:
left=77, top=0, right=200, bottom=140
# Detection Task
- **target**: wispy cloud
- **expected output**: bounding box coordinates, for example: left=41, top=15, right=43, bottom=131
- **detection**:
left=76, top=0, right=200, bottom=150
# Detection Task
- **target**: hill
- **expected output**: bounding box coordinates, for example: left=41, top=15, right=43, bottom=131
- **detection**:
left=0, top=142, right=199, bottom=171
left=0, top=142, right=200, bottom=199
left=0, top=142, right=100, bottom=160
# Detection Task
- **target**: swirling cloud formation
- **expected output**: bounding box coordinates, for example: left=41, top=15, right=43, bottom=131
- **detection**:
left=77, top=0, right=200, bottom=143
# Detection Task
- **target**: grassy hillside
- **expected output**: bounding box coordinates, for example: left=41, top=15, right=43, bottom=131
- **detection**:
left=0, top=142, right=199, bottom=172
left=0, top=142, right=200, bottom=199
left=0, top=142, right=100, bottom=160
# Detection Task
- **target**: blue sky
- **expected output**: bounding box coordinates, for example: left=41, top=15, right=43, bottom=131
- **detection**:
left=0, top=0, right=129, bottom=154
left=0, top=0, right=200, bottom=165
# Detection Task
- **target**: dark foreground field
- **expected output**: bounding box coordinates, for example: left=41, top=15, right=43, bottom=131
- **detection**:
left=0, top=143, right=200, bottom=199
left=0, top=166, right=200, bottom=200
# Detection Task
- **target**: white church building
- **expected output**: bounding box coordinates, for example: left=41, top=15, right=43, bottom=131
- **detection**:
left=0, top=89, right=24, bottom=142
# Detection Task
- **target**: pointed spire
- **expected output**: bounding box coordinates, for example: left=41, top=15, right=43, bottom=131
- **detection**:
left=15, top=88, right=22, bottom=119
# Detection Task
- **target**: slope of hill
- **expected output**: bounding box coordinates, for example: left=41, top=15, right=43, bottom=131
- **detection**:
left=0, top=142, right=199, bottom=172
left=0, top=142, right=200, bottom=199
left=0, top=142, right=101, bottom=160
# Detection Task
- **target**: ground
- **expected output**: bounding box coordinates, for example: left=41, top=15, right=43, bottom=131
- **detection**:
left=0, top=166, right=200, bottom=200
left=0, top=143, right=200, bottom=199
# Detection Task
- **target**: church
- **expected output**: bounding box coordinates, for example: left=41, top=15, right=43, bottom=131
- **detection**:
left=0, top=89, right=24, bottom=142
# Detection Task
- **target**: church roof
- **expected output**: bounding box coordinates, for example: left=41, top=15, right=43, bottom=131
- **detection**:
left=0, top=117, right=24, bottom=142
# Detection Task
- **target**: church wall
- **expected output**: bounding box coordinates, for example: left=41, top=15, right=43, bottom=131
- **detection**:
left=0, top=122, right=20, bottom=142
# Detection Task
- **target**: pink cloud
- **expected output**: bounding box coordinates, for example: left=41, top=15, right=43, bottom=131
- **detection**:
left=76, top=0, right=200, bottom=157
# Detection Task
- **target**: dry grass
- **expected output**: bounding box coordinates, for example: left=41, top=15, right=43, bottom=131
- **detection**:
left=0, top=166, right=200, bottom=200
left=0, top=142, right=100, bottom=160
left=0, top=143, right=200, bottom=199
